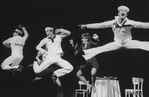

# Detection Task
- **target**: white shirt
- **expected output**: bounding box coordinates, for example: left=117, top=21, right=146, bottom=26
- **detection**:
left=3, top=35, right=26, bottom=54
left=46, top=35, right=63, bottom=56
left=87, top=16, right=149, bottom=44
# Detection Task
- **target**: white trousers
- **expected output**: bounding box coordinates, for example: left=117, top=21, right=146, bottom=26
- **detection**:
left=33, top=54, right=73, bottom=77
left=1, top=52, right=23, bottom=70
left=83, top=40, right=149, bottom=60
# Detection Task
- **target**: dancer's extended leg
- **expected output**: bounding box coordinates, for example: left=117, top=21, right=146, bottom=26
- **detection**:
left=83, top=42, right=121, bottom=60
left=124, top=40, right=149, bottom=51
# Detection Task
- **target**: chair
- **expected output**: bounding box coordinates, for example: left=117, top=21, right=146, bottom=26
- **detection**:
left=75, top=81, right=89, bottom=97
left=125, top=77, right=144, bottom=97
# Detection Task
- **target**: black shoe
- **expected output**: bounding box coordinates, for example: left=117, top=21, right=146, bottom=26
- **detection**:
left=56, top=85, right=63, bottom=92
left=16, top=65, right=23, bottom=73
left=78, top=50, right=85, bottom=55
left=12, top=68, right=17, bottom=75
left=27, top=64, right=33, bottom=68
left=11, top=68, right=19, bottom=76
left=30, top=77, right=42, bottom=85
left=51, top=74, right=57, bottom=84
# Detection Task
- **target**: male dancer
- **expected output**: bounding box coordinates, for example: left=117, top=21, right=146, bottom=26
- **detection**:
left=1, top=25, right=29, bottom=72
left=33, top=27, right=73, bottom=88
left=79, top=5, right=149, bottom=60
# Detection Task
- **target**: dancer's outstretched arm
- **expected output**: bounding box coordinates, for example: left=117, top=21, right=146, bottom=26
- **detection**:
left=79, top=20, right=115, bottom=29
left=131, top=20, right=149, bottom=29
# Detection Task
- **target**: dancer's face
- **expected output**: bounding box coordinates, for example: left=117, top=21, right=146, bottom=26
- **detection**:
left=13, top=29, right=22, bottom=36
left=81, top=37, right=88, bottom=43
left=118, top=9, right=128, bottom=19
left=13, top=32, right=19, bottom=36
left=46, top=28, right=54, bottom=37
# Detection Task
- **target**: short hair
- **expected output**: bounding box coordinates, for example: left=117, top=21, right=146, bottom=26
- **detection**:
left=45, top=27, right=54, bottom=31
left=81, top=33, right=90, bottom=40
left=117, top=5, right=130, bottom=13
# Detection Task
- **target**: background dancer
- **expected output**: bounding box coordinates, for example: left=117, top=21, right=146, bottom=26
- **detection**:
left=1, top=25, right=29, bottom=73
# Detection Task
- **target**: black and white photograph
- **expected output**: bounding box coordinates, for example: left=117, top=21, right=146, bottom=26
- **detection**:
left=0, top=0, right=149, bottom=97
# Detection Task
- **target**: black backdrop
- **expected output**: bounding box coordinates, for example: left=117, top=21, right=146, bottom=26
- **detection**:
left=0, top=0, right=149, bottom=97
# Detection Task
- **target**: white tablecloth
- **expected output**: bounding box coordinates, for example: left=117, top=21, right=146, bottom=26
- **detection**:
left=91, top=79, right=121, bottom=97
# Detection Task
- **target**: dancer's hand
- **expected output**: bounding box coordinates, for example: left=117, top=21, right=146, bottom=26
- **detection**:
left=37, top=59, right=41, bottom=64
left=78, top=24, right=87, bottom=30
left=92, top=33, right=99, bottom=40
left=92, top=33, right=99, bottom=42
left=40, top=50, right=48, bottom=55
left=43, top=51, right=48, bottom=55
left=18, top=25, right=23, bottom=28
left=92, top=85, right=96, bottom=93
left=55, top=28, right=61, bottom=34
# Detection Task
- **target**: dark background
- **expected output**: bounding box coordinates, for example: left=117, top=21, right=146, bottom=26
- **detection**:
left=0, top=0, right=149, bottom=97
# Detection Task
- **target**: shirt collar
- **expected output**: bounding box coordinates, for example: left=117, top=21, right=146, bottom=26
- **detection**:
left=114, top=16, right=128, bottom=26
